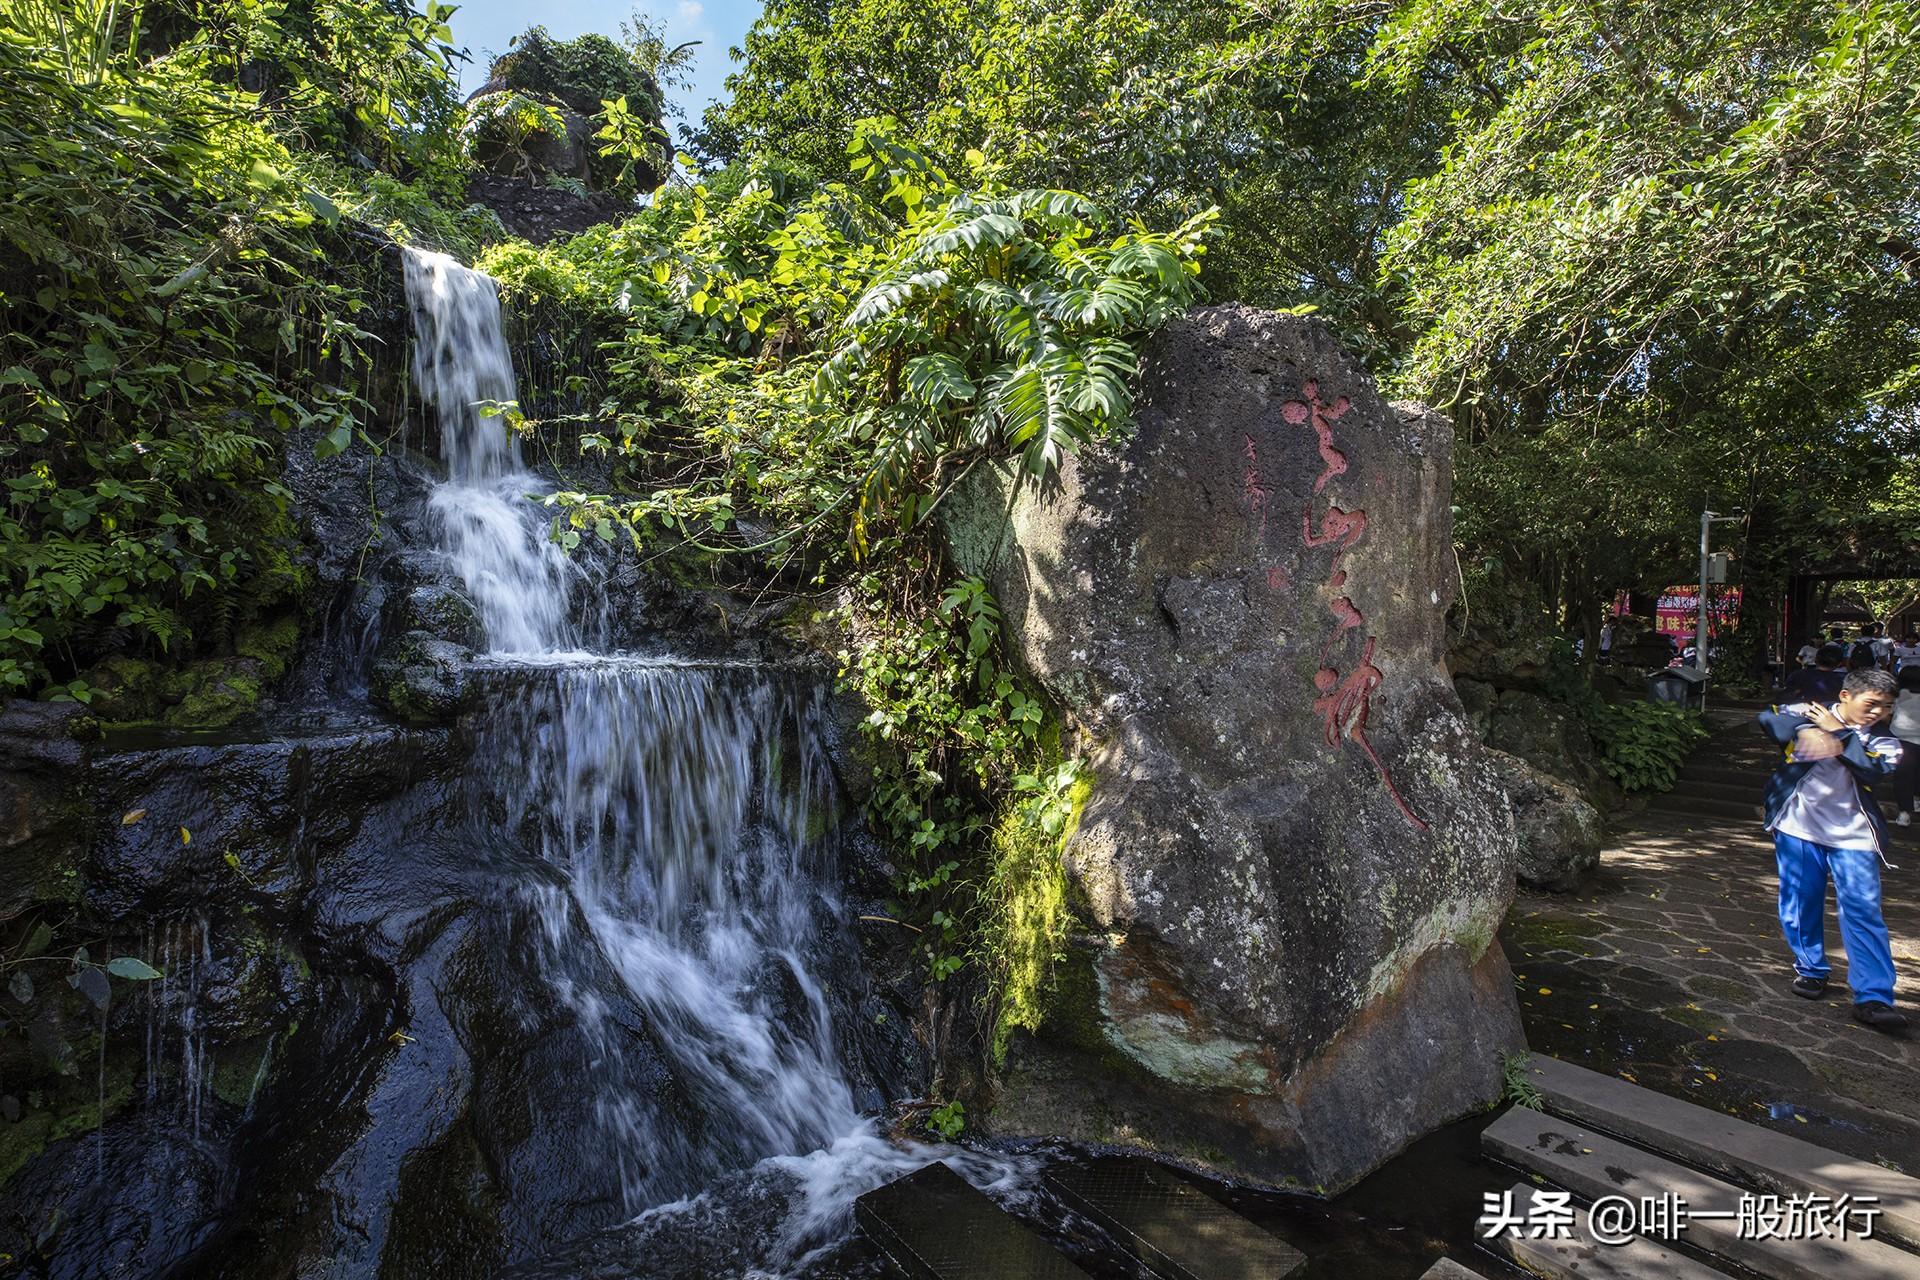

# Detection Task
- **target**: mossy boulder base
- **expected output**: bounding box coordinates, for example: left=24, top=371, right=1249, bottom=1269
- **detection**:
left=948, top=305, right=1523, bottom=1191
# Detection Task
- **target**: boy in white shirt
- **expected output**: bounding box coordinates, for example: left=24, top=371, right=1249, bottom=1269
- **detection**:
left=1757, top=669, right=1906, bottom=1031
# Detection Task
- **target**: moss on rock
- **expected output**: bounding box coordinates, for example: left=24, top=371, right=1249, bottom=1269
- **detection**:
left=159, top=657, right=266, bottom=728
left=0, top=1046, right=138, bottom=1188
left=983, top=773, right=1090, bottom=1064
left=235, top=614, right=302, bottom=682
left=81, top=655, right=166, bottom=722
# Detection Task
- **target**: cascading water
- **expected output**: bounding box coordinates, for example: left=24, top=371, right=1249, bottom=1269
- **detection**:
left=400, top=248, right=999, bottom=1269
left=404, top=248, right=590, bottom=654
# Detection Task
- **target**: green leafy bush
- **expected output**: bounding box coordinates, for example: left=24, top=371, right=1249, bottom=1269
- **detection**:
left=489, top=124, right=1212, bottom=564
left=461, top=89, right=571, bottom=179
left=837, top=575, right=1049, bottom=976
left=176, top=0, right=466, bottom=186
left=0, top=14, right=353, bottom=693
left=488, top=27, right=658, bottom=119
left=1591, top=701, right=1710, bottom=793
left=925, top=1097, right=965, bottom=1139
left=1, top=0, right=460, bottom=697
left=480, top=26, right=665, bottom=194
left=305, top=159, right=506, bottom=259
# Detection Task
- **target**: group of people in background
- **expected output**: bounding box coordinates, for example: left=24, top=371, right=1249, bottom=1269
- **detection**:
left=1785, top=621, right=1920, bottom=828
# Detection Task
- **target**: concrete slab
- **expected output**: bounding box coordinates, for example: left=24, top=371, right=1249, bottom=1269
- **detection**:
left=1044, top=1161, right=1305, bottom=1280
left=1483, top=1184, right=1732, bottom=1280
left=1484, top=1107, right=1920, bottom=1280
left=1525, top=1053, right=1920, bottom=1248
left=1418, top=1258, right=1493, bottom=1279
left=855, top=1161, right=1092, bottom=1280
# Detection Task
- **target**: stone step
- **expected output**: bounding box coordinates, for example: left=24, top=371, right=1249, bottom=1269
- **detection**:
left=1483, top=1107, right=1920, bottom=1280
left=1676, top=766, right=1778, bottom=779
left=1419, top=1258, right=1497, bottom=1279
left=855, top=1161, right=1092, bottom=1280
left=1670, top=777, right=1764, bottom=803
left=1044, top=1161, right=1305, bottom=1280
left=1676, top=765, right=1773, bottom=788
left=1648, top=788, right=1920, bottom=837
left=1648, top=792, right=1763, bottom=821
left=1481, top=1181, right=1734, bottom=1279
left=1522, top=1054, right=1920, bottom=1249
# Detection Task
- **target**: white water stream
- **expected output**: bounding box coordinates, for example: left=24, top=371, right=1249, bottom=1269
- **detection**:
left=403, top=249, right=587, bottom=655
left=402, top=249, right=1009, bottom=1268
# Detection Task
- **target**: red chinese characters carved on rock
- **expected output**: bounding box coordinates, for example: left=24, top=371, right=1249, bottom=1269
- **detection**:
left=1242, top=434, right=1270, bottom=534
left=1280, top=379, right=1350, bottom=494
left=1255, top=379, right=1430, bottom=830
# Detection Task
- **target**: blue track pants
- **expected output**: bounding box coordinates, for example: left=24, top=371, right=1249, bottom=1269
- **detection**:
left=1773, top=831, right=1897, bottom=1006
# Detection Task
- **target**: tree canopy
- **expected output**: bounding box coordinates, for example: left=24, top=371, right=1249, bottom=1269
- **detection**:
left=703, top=0, right=1920, bottom=638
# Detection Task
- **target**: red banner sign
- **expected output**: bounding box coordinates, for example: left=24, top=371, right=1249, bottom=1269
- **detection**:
left=1656, top=585, right=1741, bottom=639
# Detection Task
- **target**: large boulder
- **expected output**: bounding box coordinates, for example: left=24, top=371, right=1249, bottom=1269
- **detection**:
left=1495, top=749, right=1604, bottom=892
left=1482, top=687, right=1600, bottom=791
left=946, top=304, right=1522, bottom=1191
left=465, top=173, right=632, bottom=246
left=463, top=94, right=593, bottom=183
left=370, top=631, right=477, bottom=723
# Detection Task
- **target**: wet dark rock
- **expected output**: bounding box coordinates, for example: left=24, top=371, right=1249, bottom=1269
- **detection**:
left=371, top=632, right=477, bottom=723
left=496, top=1161, right=811, bottom=1280
left=1494, top=750, right=1604, bottom=892
left=84, top=725, right=451, bottom=913
left=387, top=583, right=484, bottom=650
left=0, top=702, right=94, bottom=919
left=283, top=437, right=432, bottom=602
left=946, top=305, right=1522, bottom=1191
left=465, top=173, right=634, bottom=246
left=0, top=1110, right=225, bottom=1280
left=0, top=711, right=654, bottom=1278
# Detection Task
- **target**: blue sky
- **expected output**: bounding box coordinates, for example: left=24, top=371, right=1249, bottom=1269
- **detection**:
left=448, top=0, right=765, bottom=135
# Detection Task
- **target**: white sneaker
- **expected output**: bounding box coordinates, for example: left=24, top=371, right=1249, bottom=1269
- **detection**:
left=1899, top=812, right=1912, bottom=827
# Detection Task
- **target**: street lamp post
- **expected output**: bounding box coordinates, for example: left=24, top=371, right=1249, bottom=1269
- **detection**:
left=1696, top=508, right=1741, bottom=678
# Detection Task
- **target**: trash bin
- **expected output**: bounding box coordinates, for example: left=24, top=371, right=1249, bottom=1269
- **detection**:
left=1647, top=666, right=1707, bottom=709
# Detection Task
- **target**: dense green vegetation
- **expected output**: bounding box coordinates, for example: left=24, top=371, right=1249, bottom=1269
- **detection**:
left=464, top=25, right=668, bottom=194
left=1590, top=702, right=1712, bottom=794
left=0, top=0, right=456, bottom=697
left=706, top=0, right=1920, bottom=659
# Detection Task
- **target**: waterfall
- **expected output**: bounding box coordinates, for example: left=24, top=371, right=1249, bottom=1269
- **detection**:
left=483, top=661, right=866, bottom=1201
left=399, top=249, right=968, bottom=1265
left=404, top=248, right=586, bottom=655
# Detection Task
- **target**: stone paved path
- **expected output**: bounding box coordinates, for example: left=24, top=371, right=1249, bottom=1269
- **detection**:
left=1501, top=709, right=1920, bottom=1175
